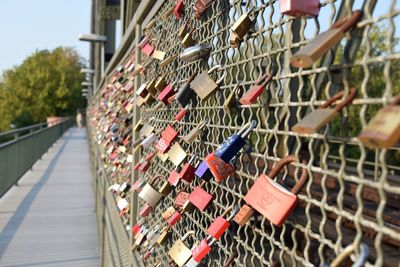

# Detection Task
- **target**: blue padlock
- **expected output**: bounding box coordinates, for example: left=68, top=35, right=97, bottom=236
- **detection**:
left=214, top=120, right=257, bottom=162
left=195, top=160, right=213, bottom=181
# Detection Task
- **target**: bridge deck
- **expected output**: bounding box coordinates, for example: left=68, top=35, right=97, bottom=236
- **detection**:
left=0, top=128, right=99, bottom=267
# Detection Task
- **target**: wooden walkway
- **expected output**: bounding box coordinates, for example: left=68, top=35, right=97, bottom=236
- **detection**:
left=0, top=128, right=99, bottom=267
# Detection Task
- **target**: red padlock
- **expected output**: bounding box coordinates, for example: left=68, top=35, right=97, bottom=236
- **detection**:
left=158, top=84, right=175, bottom=105
left=139, top=203, right=153, bottom=218
left=162, top=125, right=179, bottom=143
left=206, top=206, right=235, bottom=240
left=205, top=153, right=235, bottom=182
left=155, top=138, right=170, bottom=153
left=179, top=153, right=198, bottom=183
left=174, top=191, right=191, bottom=207
left=188, top=181, right=214, bottom=211
left=239, top=73, right=273, bottom=105
left=167, top=170, right=182, bottom=186
left=173, top=0, right=185, bottom=19
left=142, top=43, right=155, bottom=56
left=191, top=237, right=216, bottom=262
left=167, top=211, right=182, bottom=226
left=243, top=155, right=308, bottom=226
left=132, top=224, right=141, bottom=235
left=175, top=104, right=190, bottom=121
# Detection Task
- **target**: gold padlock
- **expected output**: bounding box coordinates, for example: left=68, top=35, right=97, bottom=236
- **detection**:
left=190, top=65, right=226, bottom=100
left=160, top=55, right=178, bottom=68
left=231, top=7, right=257, bottom=40
left=178, top=22, right=191, bottom=40
left=138, top=175, right=164, bottom=208
left=135, top=96, right=146, bottom=107
left=168, top=230, right=196, bottom=267
left=155, top=75, right=167, bottom=91
left=292, top=88, right=357, bottom=134
left=156, top=226, right=170, bottom=245
left=133, top=119, right=143, bottom=132
left=152, top=50, right=166, bottom=61
left=168, top=143, right=188, bottom=166
left=139, top=119, right=155, bottom=137
left=291, top=10, right=362, bottom=68
left=223, top=83, right=242, bottom=112
left=144, top=94, right=156, bottom=106
left=230, top=32, right=241, bottom=48
left=182, top=200, right=195, bottom=213
left=358, top=93, right=400, bottom=148
left=159, top=181, right=172, bottom=197
left=182, top=119, right=209, bottom=143
left=146, top=78, right=158, bottom=96
left=158, top=151, right=169, bottom=162
left=182, top=29, right=196, bottom=48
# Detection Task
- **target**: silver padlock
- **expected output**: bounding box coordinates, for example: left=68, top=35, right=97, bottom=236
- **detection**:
left=138, top=175, right=164, bottom=207
left=141, top=133, right=158, bottom=149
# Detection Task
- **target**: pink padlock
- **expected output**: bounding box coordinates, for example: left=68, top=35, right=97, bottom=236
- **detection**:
left=279, top=0, right=320, bottom=17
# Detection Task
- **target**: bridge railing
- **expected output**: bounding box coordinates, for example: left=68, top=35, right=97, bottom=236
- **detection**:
left=0, top=118, right=74, bottom=197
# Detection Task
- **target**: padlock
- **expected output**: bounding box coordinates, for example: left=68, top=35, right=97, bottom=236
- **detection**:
left=190, top=65, right=226, bottom=100
left=230, top=32, right=241, bottom=48
left=133, top=119, right=144, bottom=132
left=159, top=180, right=172, bottom=196
left=138, top=175, right=164, bottom=208
left=182, top=29, right=196, bottom=48
left=132, top=178, right=147, bottom=193
left=223, top=83, right=241, bottom=112
left=145, top=78, right=158, bottom=97
left=119, top=182, right=131, bottom=194
left=168, top=170, right=182, bottom=186
left=279, top=0, right=320, bottom=17
left=292, top=88, right=357, bottom=134
left=231, top=7, right=257, bottom=40
left=169, top=231, right=197, bottom=267
left=139, top=120, right=155, bottom=137
left=179, top=154, right=198, bottom=183
left=138, top=35, right=149, bottom=49
left=239, top=73, right=273, bottom=105
left=167, top=210, right=183, bottom=226
left=182, top=200, right=196, bottom=213
left=155, top=125, right=179, bottom=153
left=175, top=104, right=191, bottom=121
left=188, top=181, right=213, bottom=211
left=156, top=226, right=171, bottom=245
left=117, top=197, right=129, bottom=211
left=182, top=119, right=208, bottom=144
left=160, top=53, right=178, bottom=67
left=291, top=11, right=362, bottom=68
left=206, top=206, right=236, bottom=239
left=144, top=94, right=156, bottom=106
left=138, top=152, right=157, bottom=172
left=139, top=203, right=153, bottom=218
left=168, top=143, right=188, bottom=166
left=152, top=50, right=166, bottom=61
left=358, top=93, right=400, bottom=148
left=136, top=95, right=146, bottom=107
left=323, top=243, right=369, bottom=267
left=176, top=74, right=197, bottom=107
left=215, top=120, right=257, bottom=162
left=175, top=191, right=191, bottom=207
left=135, top=228, right=149, bottom=246
left=140, top=133, right=158, bottom=149
left=158, top=83, right=176, bottom=105
left=180, top=43, right=212, bottom=62
left=193, top=0, right=213, bottom=19
left=155, top=75, right=167, bottom=91
left=205, top=153, right=235, bottom=183
left=174, top=0, right=185, bottom=19
left=233, top=204, right=255, bottom=226
left=243, top=155, right=308, bottom=226
left=163, top=206, right=177, bottom=220
left=191, top=237, right=216, bottom=263
left=142, top=43, right=155, bottom=56
left=194, top=160, right=213, bottom=181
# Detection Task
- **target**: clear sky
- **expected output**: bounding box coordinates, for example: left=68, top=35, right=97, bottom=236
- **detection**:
left=0, top=0, right=91, bottom=74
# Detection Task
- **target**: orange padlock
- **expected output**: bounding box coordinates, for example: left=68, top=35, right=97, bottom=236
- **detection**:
left=243, top=155, right=308, bottom=226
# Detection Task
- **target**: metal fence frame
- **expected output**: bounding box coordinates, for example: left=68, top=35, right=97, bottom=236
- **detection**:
left=0, top=119, right=74, bottom=197
left=88, top=0, right=400, bottom=266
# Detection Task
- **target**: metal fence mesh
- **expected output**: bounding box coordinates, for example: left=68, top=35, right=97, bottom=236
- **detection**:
left=89, top=0, right=400, bottom=266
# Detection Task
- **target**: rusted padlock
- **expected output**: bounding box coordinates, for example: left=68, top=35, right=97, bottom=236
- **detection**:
left=358, top=93, right=400, bottom=148
left=291, top=11, right=362, bottom=68
left=243, top=155, right=308, bottom=226
left=190, top=65, right=226, bottom=100
left=205, top=154, right=235, bottom=183
left=292, top=88, right=357, bottom=134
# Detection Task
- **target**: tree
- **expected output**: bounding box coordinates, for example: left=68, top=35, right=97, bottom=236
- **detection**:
left=0, top=47, right=86, bottom=131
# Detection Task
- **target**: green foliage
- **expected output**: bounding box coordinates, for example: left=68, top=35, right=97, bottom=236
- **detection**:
left=0, top=47, right=86, bottom=131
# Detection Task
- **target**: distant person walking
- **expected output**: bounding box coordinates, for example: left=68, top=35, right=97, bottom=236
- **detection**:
left=76, top=111, right=83, bottom=128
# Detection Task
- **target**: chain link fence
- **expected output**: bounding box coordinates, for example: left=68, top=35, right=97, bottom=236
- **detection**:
left=88, top=0, right=400, bottom=266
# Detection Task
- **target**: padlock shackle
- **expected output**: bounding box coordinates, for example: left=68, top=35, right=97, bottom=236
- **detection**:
left=181, top=230, right=195, bottom=241
left=188, top=153, right=199, bottom=164
left=290, top=159, right=308, bottom=195
left=149, top=174, right=164, bottom=187
left=318, top=88, right=357, bottom=112
left=241, top=120, right=257, bottom=138
left=255, top=73, right=274, bottom=88
left=207, top=65, right=226, bottom=85
left=220, top=205, right=233, bottom=218
left=200, top=180, right=207, bottom=188
left=237, top=121, right=252, bottom=136
left=331, top=10, right=362, bottom=33
left=224, top=251, right=238, bottom=267
left=267, top=155, right=297, bottom=179
left=330, top=242, right=369, bottom=267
